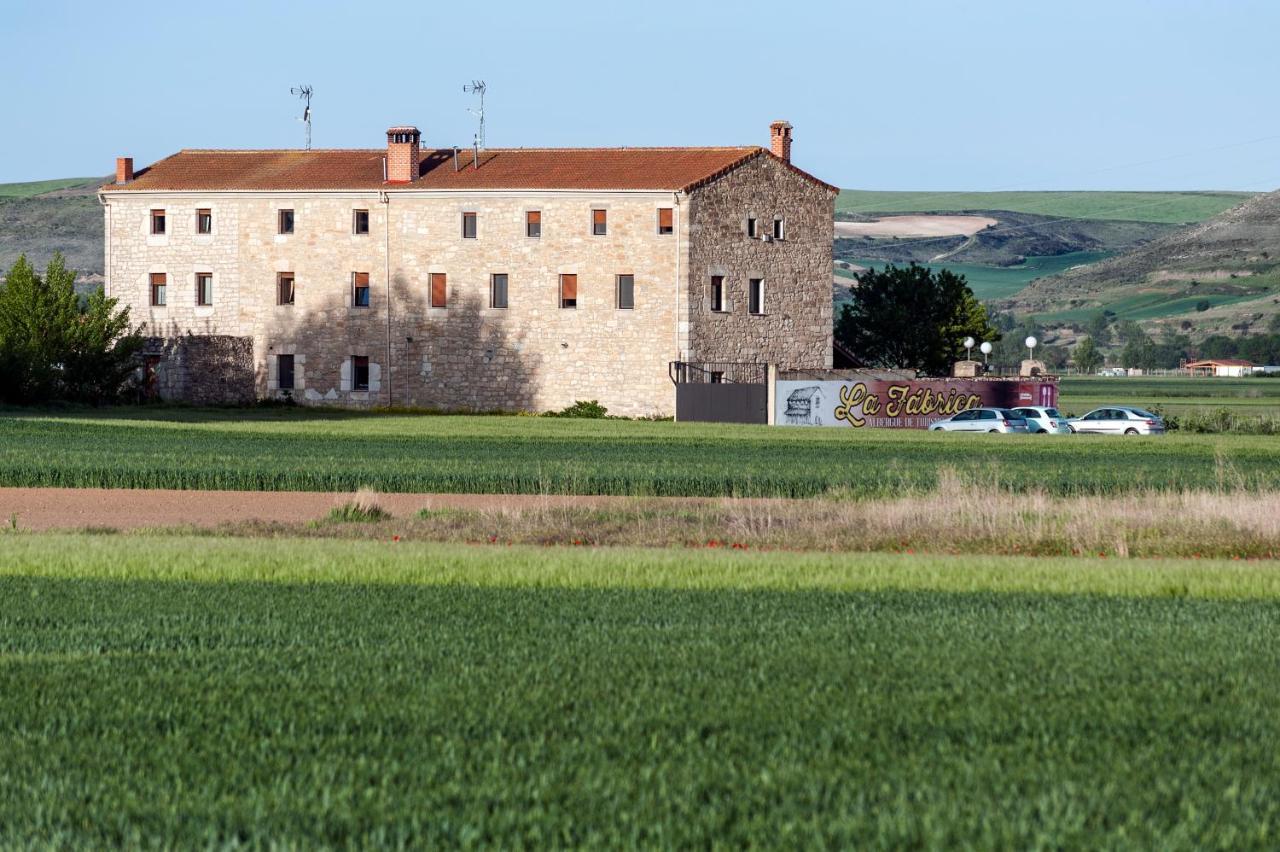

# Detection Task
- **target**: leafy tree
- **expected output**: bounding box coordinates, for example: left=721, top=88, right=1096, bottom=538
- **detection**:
left=1239, top=334, right=1280, bottom=366
left=1085, top=311, right=1112, bottom=346
left=1198, top=335, right=1238, bottom=360
left=1269, top=313, right=1280, bottom=334
left=1073, top=336, right=1104, bottom=374
left=836, top=264, right=998, bottom=375
left=0, top=253, right=142, bottom=404
left=1114, top=319, right=1147, bottom=346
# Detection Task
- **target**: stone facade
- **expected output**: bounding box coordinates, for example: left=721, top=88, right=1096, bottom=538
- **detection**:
left=103, top=150, right=833, bottom=415
left=142, top=335, right=255, bottom=405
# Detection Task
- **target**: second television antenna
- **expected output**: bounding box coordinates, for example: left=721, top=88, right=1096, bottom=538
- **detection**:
left=291, top=84, right=314, bottom=150
left=463, top=80, right=486, bottom=149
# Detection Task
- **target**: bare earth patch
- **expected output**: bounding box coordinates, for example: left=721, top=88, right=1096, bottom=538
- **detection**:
left=834, top=215, right=997, bottom=239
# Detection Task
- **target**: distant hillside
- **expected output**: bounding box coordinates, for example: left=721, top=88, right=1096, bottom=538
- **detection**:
left=0, top=177, right=105, bottom=281
left=1005, top=190, right=1280, bottom=335
left=838, top=190, right=1254, bottom=225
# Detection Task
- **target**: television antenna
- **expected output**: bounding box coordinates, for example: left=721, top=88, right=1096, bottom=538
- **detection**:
left=463, top=80, right=486, bottom=149
left=291, top=85, right=314, bottom=150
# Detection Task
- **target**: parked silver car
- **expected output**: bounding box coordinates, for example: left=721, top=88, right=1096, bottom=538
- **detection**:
left=1067, top=406, right=1166, bottom=435
left=1011, top=406, right=1071, bottom=434
left=929, top=408, right=1029, bottom=433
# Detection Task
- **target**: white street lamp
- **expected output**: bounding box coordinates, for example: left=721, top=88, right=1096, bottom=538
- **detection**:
left=963, top=336, right=976, bottom=360
left=1025, top=336, right=1038, bottom=361
left=979, top=340, right=993, bottom=365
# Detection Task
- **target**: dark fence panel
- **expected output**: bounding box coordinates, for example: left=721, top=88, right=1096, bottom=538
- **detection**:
left=674, top=383, right=768, bottom=424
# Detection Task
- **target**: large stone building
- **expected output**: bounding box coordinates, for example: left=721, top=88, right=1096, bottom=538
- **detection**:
left=101, top=121, right=836, bottom=415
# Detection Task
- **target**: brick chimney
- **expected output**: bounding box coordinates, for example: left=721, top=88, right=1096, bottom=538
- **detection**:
left=770, top=121, right=793, bottom=164
left=386, top=126, right=421, bottom=184
left=115, top=157, right=134, bottom=184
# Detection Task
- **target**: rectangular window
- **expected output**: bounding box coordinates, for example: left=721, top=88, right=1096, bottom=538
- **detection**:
left=278, top=209, right=294, bottom=234
left=277, top=354, right=295, bottom=391
left=526, top=210, right=541, bottom=238
left=430, top=272, right=447, bottom=308
left=773, top=217, right=785, bottom=239
left=490, top=273, right=509, bottom=309
left=150, top=210, right=166, bottom=235
left=710, top=275, right=724, bottom=312
left=196, top=273, right=213, bottom=306
left=149, top=273, right=166, bottom=306
left=616, top=274, right=635, bottom=310
left=196, top=208, right=212, bottom=234
left=746, top=218, right=757, bottom=238
left=710, top=371, right=724, bottom=384
left=749, top=278, right=764, bottom=315
left=591, top=208, right=607, bottom=236
left=352, top=272, right=370, bottom=308
left=462, top=212, right=477, bottom=239
left=277, top=273, right=295, bottom=306
left=657, top=207, right=674, bottom=235
left=560, top=273, right=577, bottom=309
left=352, top=356, right=369, bottom=392
left=353, top=209, right=370, bottom=235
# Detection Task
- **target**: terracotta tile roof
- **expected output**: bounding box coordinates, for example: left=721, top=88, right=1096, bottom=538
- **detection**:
left=1185, top=358, right=1257, bottom=367
left=101, top=146, right=836, bottom=194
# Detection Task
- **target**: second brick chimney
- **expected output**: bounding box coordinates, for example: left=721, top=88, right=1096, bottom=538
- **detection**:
left=386, top=126, right=421, bottom=183
left=770, top=121, right=793, bottom=164
left=116, top=157, right=134, bottom=184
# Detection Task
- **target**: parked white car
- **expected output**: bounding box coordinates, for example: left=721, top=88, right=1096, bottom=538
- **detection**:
left=1011, top=406, right=1071, bottom=434
left=929, top=408, right=1029, bottom=433
left=1067, top=406, right=1166, bottom=435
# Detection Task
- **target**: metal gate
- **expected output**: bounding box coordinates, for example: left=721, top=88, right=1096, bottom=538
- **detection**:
left=669, top=362, right=768, bottom=424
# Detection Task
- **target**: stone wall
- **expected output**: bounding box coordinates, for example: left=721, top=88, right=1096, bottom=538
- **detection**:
left=143, top=335, right=255, bottom=405
left=684, top=155, right=835, bottom=370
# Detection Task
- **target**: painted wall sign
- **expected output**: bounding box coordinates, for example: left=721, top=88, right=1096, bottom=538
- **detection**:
left=777, top=377, right=1058, bottom=428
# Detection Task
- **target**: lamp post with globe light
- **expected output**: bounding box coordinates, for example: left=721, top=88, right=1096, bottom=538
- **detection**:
left=980, top=341, right=993, bottom=367
left=964, top=336, right=975, bottom=361
left=1026, top=336, right=1038, bottom=361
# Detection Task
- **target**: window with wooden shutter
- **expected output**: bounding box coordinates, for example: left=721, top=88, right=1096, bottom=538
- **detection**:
left=149, top=273, right=167, bottom=306
left=657, top=208, right=673, bottom=235
left=430, top=273, right=447, bottom=308
left=353, top=272, right=370, bottom=307
left=560, top=274, right=577, bottom=309
left=196, top=209, right=212, bottom=234
left=591, top=209, right=607, bottom=236
left=526, top=210, right=541, bottom=238
left=278, top=209, right=294, bottom=234
left=150, top=210, right=166, bottom=235
left=196, top=273, right=213, bottom=306
left=277, top=273, right=295, bottom=306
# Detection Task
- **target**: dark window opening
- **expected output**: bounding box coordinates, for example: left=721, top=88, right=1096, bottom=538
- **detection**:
left=773, top=218, right=785, bottom=239
left=352, top=356, right=369, bottom=392
left=150, top=210, right=166, bottom=235
left=749, top=278, right=764, bottom=315
left=710, top=275, right=724, bottom=312
left=196, top=208, right=212, bottom=234
left=278, top=209, right=294, bottom=234
left=462, top=211, right=477, bottom=239
left=277, top=273, right=295, bottom=306
left=149, top=273, right=166, bottom=306
left=746, top=217, right=757, bottom=238
left=277, top=354, right=295, bottom=391
left=491, top=273, right=509, bottom=309
left=430, top=273, right=447, bottom=308
left=710, top=371, right=725, bottom=384
left=353, top=272, right=370, bottom=307
left=560, top=274, right=577, bottom=309
left=591, top=208, right=607, bottom=236
left=196, top=273, right=213, bottom=306
left=526, top=210, right=541, bottom=238
left=616, top=274, right=634, bottom=310
left=353, top=209, right=370, bottom=235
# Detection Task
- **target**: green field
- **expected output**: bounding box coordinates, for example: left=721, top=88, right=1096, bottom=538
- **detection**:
left=837, top=190, right=1253, bottom=224
left=1059, top=376, right=1280, bottom=416
left=4, top=408, right=1280, bottom=496
left=1, top=536, right=1278, bottom=847
left=0, top=177, right=98, bottom=199
left=845, top=251, right=1112, bottom=301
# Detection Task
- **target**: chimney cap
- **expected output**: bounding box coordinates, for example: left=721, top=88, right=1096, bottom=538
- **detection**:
left=771, top=120, right=793, bottom=130
left=387, top=125, right=420, bottom=136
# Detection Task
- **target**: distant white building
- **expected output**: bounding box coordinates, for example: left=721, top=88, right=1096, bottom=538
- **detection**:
left=1183, top=358, right=1259, bottom=378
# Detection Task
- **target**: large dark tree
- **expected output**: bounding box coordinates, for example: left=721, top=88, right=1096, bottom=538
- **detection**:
left=836, top=263, right=998, bottom=375
left=0, top=253, right=142, bottom=404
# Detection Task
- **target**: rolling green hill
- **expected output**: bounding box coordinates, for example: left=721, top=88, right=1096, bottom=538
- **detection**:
left=0, top=177, right=101, bottom=199
left=0, top=177, right=105, bottom=279
left=838, top=190, right=1253, bottom=225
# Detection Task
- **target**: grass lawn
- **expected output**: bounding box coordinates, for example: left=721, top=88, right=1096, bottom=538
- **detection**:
left=3, top=407, right=1280, bottom=496
left=837, top=190, right=1253, bottom=224
left=1059, top=376, right=1280, bottom=416
left=1, top=536, right=1278, bottom=847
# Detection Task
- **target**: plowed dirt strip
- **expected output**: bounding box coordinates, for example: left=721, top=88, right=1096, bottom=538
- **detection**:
left=0, top=487, right=682, bottom=531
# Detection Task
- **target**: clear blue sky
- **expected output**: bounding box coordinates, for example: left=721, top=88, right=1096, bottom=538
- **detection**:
left=6, top=0, right=1279, bottom=190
